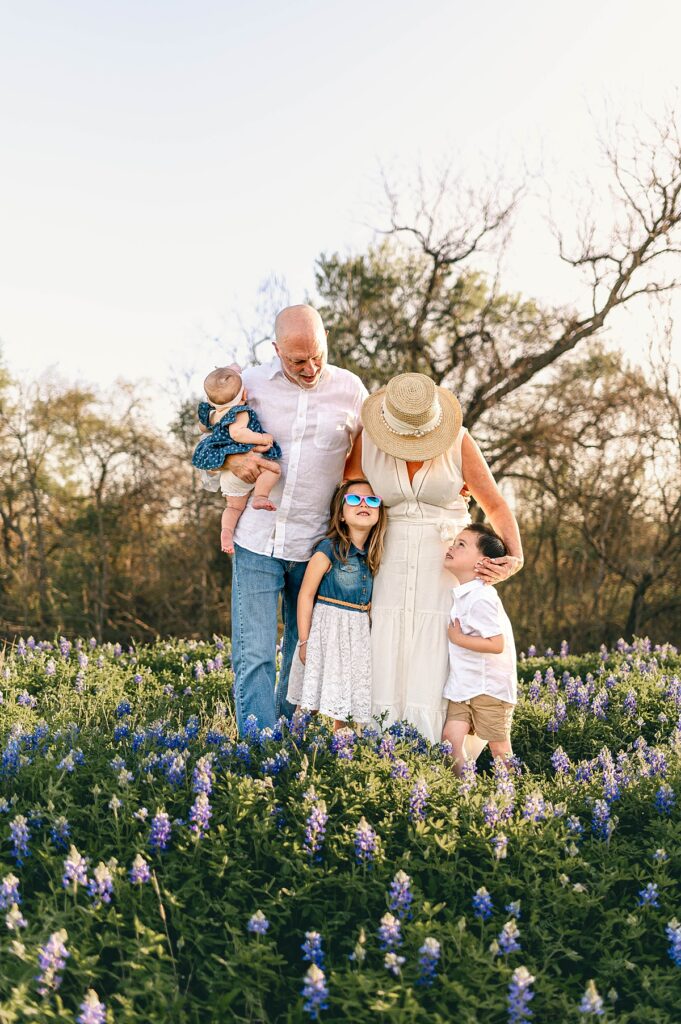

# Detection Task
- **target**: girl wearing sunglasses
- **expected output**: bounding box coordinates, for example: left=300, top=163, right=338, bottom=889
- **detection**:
left=287, top=479, right=387, bottom=730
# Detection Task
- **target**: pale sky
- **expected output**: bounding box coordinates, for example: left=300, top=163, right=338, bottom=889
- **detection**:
left=1, top=0, right=680, bottom=405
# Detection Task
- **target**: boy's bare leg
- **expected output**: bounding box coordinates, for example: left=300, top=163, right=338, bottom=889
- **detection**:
left=220, top=496, right=249, bottom=555
left=251, top=466, right=281, bottom=512
left=441, top=719, right=471, bottom=778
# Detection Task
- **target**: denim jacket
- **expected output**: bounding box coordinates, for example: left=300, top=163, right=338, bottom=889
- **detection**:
left=315, top=538, right=373, bottom=611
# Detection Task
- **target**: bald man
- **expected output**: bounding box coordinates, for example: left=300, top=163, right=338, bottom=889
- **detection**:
left=224, top=305, right=367, bottom=735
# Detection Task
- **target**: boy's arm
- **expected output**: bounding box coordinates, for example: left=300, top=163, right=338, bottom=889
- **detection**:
left=448, top=617, right=505, bottom=654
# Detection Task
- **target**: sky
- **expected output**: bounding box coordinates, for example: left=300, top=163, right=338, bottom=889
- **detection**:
left=1, top=0, right=680, bottom=407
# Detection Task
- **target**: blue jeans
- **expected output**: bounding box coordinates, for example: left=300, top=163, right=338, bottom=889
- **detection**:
left=231, top=543, right=309, bottom=735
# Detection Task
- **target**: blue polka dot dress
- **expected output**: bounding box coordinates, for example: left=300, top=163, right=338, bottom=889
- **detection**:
left=192, top=402, right=282, bottom=472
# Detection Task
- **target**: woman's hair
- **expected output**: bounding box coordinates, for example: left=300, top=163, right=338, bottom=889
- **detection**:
left=326, top=478, right=387, bottom=575
left=464, top=522, right=507, bottom=559
left=204, top=367, right=243, bottom=406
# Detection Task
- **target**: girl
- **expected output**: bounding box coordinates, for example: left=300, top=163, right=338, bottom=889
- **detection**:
left=287, top=479, right=387, bottom=730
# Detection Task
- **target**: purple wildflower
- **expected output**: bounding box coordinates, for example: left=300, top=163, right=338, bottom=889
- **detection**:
left=417, top=937, right=440, bottom=986
left=389, top=870, right=413, bottom=919
left=491, top=833, right=508, bottom=860
left=578, top=979, right=604, bottom=1016
left=409, top=778, right=429, bottom=821
left=9, top=815, right=30, bottom=865
left=507, top=966, right=535, bottom=1023
left=472, top=887, right=494, bottom=920
left=189, top=793, right=212, bottom=836
left=62, top=845, right=89, bottom=890
left=551, top=747, right=571, bottom=774
left=87, top=861, right=115, bottom=907
left=115, top=700, right=131, bottom=719
left=36, top=929, right=70, bottom=996
left=354, top=817, right=378, bottom=865
left=149, top=810, right=172, bottom=852
left=77, top=990, right=106, bottom=1024
left=522, top=791, right=546, bottom=824
left=247, top=910, right=269, bottom=934
left=384, top=952, right=406, bottom=976
left=302, top=964, right=329, bottom=1015
left=390, top=758, right=410, bottom=779
left=638, top=883, right=660, bottom=908
left=591, top=800, right=615, bottom=841
left=304, top=802, right=328, bottom=861
left=623, top=690, right=637, bottom=715
left=6, top=903, right=27, bottom=930
left=129, top=854, right=151, bottom=884
left=301, top=930, right=324, bottom=967
left=655, top=784, right=675, bottom=815
left=192, top=754, right=214, bottom=794
left=331, top=728, right=356, bottom=760
left=460, top=759, right=478, bottom=794
left=496, top=919, right=521, bottom=955
left=378, top=913, right=402, bottom=950
left=0, top=873, right=21, bottom=910
left=666, top=919, right=681, bottom=967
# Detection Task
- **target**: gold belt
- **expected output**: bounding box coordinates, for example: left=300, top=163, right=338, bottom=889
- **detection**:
left=317, top=595, right=372, bottom=612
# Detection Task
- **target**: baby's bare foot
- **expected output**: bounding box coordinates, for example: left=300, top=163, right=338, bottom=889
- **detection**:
left=220, top=529, right=235, bottom=556
left=251, top=496, right=277, bottom=511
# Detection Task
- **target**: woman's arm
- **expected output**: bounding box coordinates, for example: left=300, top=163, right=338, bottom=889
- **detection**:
left=297, top=552, right=332, bottom=663
left=344, top=430, right=363, bottom=480
left=461, top=432, right=524, bottom=584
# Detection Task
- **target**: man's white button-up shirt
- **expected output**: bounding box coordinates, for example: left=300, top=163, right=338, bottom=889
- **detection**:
left=443, top=579, right=518, bottom=704
left=233, top=357, right=368, bottom=561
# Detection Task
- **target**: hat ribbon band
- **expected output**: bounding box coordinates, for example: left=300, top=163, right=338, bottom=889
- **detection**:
left=381, top=400, right=443, bottom=437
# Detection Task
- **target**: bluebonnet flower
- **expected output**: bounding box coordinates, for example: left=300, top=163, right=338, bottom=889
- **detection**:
left=331, top=728, right=356, bottom=760
left=378, top=912, right=402, bottom=949
left=591, top=800, right=615, bottom=841
left=551, top=747, right=570, bottom=774
left=666, top=919, right=681, bottom=967
left=289, top=709, right=311, bottom=741
left=115, top=700, right=131, bottom=718
left=653, top=847, right=668, bottom=862
left=495, top=919, right=521, bottom=955
left=114, top=724, right=130, bottom=743
left=5, top=903, right=27, bottom=930
left=9, top=815, right=30, bottom=865
left=304, top=802, right=328, bottom=861
left=507, top=966, right=535, bottom=1023
left=483, top=797, right=501, bottom=827
left=77, top=990, right=106, bottom=1024
left=36, top=929, right=70, bottom=996
left=623, top=689, right=637, bottom=715
left=77, top=652, right=88, bottom=669
left=578, top=979, right=604, bottom=1016
left=390, top=758, right=410, bottom=779
left=63, top=845, right=89, bottom=890
left=247, top=910, right=269, bottom=934
left=193, top=661, right=205, bottom=680
left=0, top=873, right=21, bottom=910
left=17, top=689, right=37, bottom=708
left=129, top=854, right=151, bottom=884
left=460, top=759, right=478, bottom=795
left=491, top=833, right=508, bottom=860
left=409, top=779, right=428, bottom=821
left=379, top=733, right=396, bottom=759
left=655, top=784, right=675, bottom=815
left=506, top=901, right=522, bottom=919
left=301, top=930, right=324, bottom=967
left=57, top=748, right=85, bottom=772
left=45, top=658, right=57, bottom=677
left=49, top=816, right=70, bottom=851
left=472, top=887, right=493, bottom=920
left=113, top=643, right=122, bottom=657
left=243, top=716, right=260, bottom=743
left=87, top=860, right=115, bottom=907
left=528, top=673, right=541, bottom=702
left=354, top=817, right=379, bottom=864
left=522, top=791, right=546, bottom=824
left=384, top=952, right=406, bottom=976
left=527, top=645, right=537, bottom=657
left=192, top=754, right=214, bottom=794
left=560, top=639, right=569, bottom=657
left=235, top=742, right=252, bottom=767
left=389, top=870, right=413, bottom=919
left=149, top=810, right=172, bottom=852
left=591, top=689, right=608, bottom=720
left=190, top=793, right=212, bottom=836
left=567, top=816, right=583, bottom=837
left=184, top=714, right=200, bottom=740
left=302, top=964, right=329, bottom=1015
left=547, top=700, right=567, bottom=732
left=638, top=883, right=660, bottom=908
left=417, top=937, right=440, bottom=986
left=0, top=797, right=9, bottom=812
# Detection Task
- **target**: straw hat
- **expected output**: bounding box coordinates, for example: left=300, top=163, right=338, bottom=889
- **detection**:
left=361, top=373, right=463, bottom=460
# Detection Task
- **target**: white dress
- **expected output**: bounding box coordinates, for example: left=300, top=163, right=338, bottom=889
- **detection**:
left=362, top=429, right=471, bottom=742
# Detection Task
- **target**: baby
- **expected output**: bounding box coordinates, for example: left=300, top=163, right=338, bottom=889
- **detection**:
left=192, top=364, right=282, bottom=555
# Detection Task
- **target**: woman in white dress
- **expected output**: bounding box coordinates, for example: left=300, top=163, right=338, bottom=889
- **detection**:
left=349, top=373, right=523, bottom=744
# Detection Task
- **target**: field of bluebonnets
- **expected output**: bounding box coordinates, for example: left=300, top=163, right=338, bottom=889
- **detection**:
left=1, top=635, right=680, bottom=1023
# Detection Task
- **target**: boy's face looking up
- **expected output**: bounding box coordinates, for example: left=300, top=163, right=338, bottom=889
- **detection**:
left=444, top=529, right=481, bottom=581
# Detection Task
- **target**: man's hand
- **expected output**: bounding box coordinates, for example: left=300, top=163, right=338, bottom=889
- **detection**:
left=448, top=617, right=465, bottom=645
left=225, top=452, right=274, bottom=484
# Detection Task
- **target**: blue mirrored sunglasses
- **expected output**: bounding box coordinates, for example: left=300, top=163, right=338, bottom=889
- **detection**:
left=343, top=493, right=382, bottom=508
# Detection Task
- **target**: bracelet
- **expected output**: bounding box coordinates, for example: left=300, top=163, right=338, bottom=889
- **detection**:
left=299, top=640, right=308, bottom=647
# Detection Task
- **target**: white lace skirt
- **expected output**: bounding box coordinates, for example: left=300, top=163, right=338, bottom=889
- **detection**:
left=287, top=603, right=372, bottom=722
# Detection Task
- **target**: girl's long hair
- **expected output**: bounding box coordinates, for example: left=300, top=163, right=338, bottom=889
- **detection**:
left=325, top=478, right=387, bottom=575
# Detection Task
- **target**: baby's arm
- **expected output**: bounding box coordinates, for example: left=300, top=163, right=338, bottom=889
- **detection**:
left=448, top=617, right=505, bottom=655
left=229, top=410, right=274, bottom=449
left=296, top=552, right=332, bottom=664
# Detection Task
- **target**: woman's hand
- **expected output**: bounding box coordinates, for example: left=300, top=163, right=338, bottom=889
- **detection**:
left=298, top=643, right=307, bottom=665
left=475, top=555, right=523, bottom=585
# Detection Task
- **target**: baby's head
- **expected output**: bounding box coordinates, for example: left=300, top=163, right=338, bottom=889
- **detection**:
left=204, top=365, right=243, bottom=407
left=445, top=523, right=507, bottom=581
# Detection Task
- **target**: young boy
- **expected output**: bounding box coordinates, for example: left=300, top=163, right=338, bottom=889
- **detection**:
left=442, top=523, right=517, bottom=774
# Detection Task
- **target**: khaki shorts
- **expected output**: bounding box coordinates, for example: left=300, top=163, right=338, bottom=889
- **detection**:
left=446, top=694, right=514, bottom=743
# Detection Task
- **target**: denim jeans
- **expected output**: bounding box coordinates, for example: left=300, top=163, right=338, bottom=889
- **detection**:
left=231, top=543, right=309, bottom=735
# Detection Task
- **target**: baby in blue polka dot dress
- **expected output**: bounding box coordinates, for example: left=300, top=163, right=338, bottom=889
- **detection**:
left=192, top=364, right=282, bottom=555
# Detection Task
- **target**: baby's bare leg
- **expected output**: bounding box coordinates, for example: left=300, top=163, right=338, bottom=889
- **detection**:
left=251, top=466, right=281, bottom=512
left=220, top=496, right=249, bottom=555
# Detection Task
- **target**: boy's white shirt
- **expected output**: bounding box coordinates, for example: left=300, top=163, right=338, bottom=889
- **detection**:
left=443, top=578, right=517, bottom=705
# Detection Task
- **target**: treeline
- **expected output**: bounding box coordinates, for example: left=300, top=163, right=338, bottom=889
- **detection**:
left=2, top=113, right=681, bottom=649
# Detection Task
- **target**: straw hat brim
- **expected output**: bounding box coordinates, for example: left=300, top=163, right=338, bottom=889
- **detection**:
left=361, top=384, right=463, bottom=461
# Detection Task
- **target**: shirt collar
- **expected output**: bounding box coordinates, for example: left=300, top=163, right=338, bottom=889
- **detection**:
left=348, top=542, right=366, bottom=557
left=453, top=578, right=485, bottom=599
